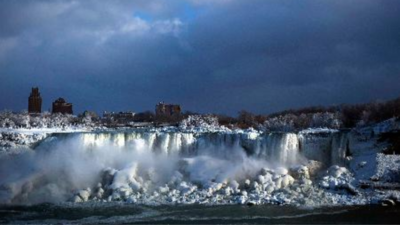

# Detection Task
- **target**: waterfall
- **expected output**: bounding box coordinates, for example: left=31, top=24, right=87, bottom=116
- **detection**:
left=254, top=133, right=300, bottom=165
left=280, top=133, right=300, bottom=165
left=331, top=132, right=349, bottom=166
left=298, top=133, right=332, bottom=165
left=41, top=130, right=350, bottom=167
left=4, top=129, right=359, bottom=205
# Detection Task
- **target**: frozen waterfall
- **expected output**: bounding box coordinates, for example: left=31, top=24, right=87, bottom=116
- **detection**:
left=1, top=129, right=353, bottom=204
left=40, top=130, right=349, bottom=166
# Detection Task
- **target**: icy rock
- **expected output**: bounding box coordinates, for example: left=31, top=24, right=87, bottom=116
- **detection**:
left=265, top=173, right=273, bottom=182
left=129, top=179, right=142, bottom=192
left=179, top=182, right=197, bottom=195
left=109, top=163, right=141, bottom=191
left=127, top=196, right=137, bottom=203
left=386, top=192, right=400, bottom=204
left=223, top=187, right=232, bottom=196
left=119, top=187, right=132, bottom=199
left=178, top=181, right=190, bottom=191
left=158, top=185, right=170, bottom=194
left=275, top=167, right=288, bottom=176
left=152, top=191, right=160, bottom=198
left=374, top=153, right=400, bottom=182
left=111, top=192, right=122, bottom=201
left=380, top=199, right=396, bottom=207
left=167, top=196, right=177, bottom=203
left=305, top=160, right=324, bottom=177
left=327, top=165, right=350, bottom=178
left=77, top=189, right=91, bottom=202
left=257, top=174, right=273, bottom=185
left=281, top=178, right=290, bottom=189
left=95, top=187, right=105, bottom=199
left=299, top=178, right=312, bottom=186
left=290, top=165, right=310, bottom=180
left=244, top=179, right=251, bottom=189
left=101, top=168, right=117, bottom=186
left=207, top=182, right=223, bottom=193
left=273, top=174, right=281, bottom=180
left=260, top=168, right=274, bottom=176
left=320, top=180, right=329, bottom=189
left=237, top=195, right=247, bottom=205
left=257, top=175, right=266, bottom=184
left=252, top=181, right=261, bottom=191
left=229, top=180, right=240, bottom=192
left=329, top=179, right=339, bottom=189
left=281, top=175, right=295, bottom=188
left=170, top=189, right=180, bottom=196
left=265, top=185, right=275, bottom=194
left=72, top=195, right=83, bottom=203
left=319, top=165, right=355, bottom=193
left=107, top=196, right=112, bottom=202
left=215, top=183, right=223, bottom=191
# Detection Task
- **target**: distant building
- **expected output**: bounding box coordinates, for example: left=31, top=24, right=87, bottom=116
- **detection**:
left=52, top=98, right=73, bottom=114
left=28, top=87, right=42, bottom=113
left=155, top=102, right=181, bottom=117
left=103, top=111, right=135, bottom=124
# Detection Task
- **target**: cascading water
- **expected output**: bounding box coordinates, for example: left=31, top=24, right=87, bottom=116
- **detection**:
left=0, top=130, right=353, bottom=205
left=331, top=132, right=350, bottom=166
left=47, top=131, right=350, bottom=166
left=298, top=133, right=332, bottom=165
left=279, top=133, right=300, bottom=165
left=59, top=131, right=303, bottom=165
left=298, top=131, right=351, bottom=166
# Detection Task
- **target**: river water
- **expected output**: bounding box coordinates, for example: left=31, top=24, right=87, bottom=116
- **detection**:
left=1, top=204, right=400, bottom=224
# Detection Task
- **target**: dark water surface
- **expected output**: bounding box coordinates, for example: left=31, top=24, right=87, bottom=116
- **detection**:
left=1, top=204, right=400, bottom=224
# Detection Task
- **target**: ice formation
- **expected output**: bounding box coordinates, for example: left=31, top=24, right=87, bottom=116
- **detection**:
left=0, top=127, right=399, bottom=207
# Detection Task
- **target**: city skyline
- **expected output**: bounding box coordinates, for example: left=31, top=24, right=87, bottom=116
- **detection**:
left=1, top=1, right=400, bottom=115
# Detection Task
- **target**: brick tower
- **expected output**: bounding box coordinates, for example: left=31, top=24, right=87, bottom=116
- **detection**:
left=52, top=98, right=73, bottom=114
left=28, top=87, right=42, bottom=113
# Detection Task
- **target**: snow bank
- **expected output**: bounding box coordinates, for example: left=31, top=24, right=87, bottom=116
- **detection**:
left=356, top=118, right=400, bottom=137
left=0, top=127, right=90, bottom=134
left=0, top=127, right=91, bottom=154
left=372, top=153, right=400, bottom=183
left=179, top=115, right=221, bottom=133
left=299, top=128, right=339, bottom=134
left=0, top=132, right=48, bottom=154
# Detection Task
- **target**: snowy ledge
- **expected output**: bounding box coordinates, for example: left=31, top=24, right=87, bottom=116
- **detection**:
left=0, top=127, right=93, bottom=134
left=298, top=128, right=339, bottom=134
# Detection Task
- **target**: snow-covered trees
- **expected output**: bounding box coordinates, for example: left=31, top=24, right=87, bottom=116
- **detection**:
left=0, top=111, right=76, bottom=129
left=261, top=112, right=342, bottom=132
left=179, top=115, right=220, bottom=131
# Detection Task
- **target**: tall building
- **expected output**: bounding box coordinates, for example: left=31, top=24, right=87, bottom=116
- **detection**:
left=28, top=87, right=42, bottom=113
left=52, top=98, right=73, bottom=114
left=155, top=102, right=181, bottom=117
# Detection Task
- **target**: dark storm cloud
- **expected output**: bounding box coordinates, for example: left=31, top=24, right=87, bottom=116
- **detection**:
left=0, top=0, right=400, bottom=115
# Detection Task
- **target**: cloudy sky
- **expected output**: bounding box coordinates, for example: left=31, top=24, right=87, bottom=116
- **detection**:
left=0, top=0, right=399, bottom=115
